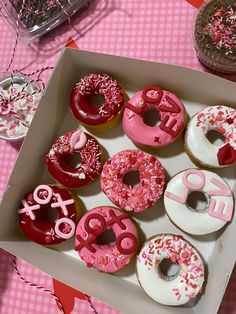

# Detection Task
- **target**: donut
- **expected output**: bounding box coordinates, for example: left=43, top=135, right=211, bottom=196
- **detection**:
left=164, top=168, right=234, bottom=235
left=101, top=149, right=165, bottom=213
left=75, top=206, right=139, bottom=272
left=18, top=184, right=80, bottom=245
left=46, top=130, right=103, bottom=189
left=185, top=105, right=236, bottom=168
left=194, top=0, right=236, bottom=74
left=136, top=234, right=205, bottom=306
left=70, top=74, right=125, bottom=132
left=123, top=86, right=187, bottom=148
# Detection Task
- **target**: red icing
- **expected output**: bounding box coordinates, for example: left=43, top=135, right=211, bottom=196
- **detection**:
left=107, top=209, right=128, bottom=230
left=70, top=74, right=124, bottom=126
left=142, top=86, right=163, bottom=104
left=46, top=131, right=103, bottom=189
left=217, top=143, right=236, bottom=166
left=159, top=96, right=181, bottom=113
left=116, top=232, right=138, bottom=255
left=75, top=234, right=96, bottom=253
left=84, top=213, right=106, bottom=235
left=125, top=101, right=144, bottom=115
left=18, top=185, right=77, bottom=245
left=159, top=115, right=184, bottom=137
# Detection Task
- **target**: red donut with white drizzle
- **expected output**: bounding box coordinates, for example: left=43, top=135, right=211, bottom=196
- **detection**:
left=46, top=130, right=103, bottom=189
left=70, top=73, right=125, bottom=132
left=18, top=184, right=80, bottom=245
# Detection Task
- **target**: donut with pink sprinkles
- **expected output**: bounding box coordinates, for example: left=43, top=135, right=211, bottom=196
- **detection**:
left=70, top=73, right=124, bottom=131
left=101, top=149, right=165, bottom=213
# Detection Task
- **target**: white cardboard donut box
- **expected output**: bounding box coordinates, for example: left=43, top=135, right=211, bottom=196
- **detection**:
left=0, top=48, right=235, bottom=314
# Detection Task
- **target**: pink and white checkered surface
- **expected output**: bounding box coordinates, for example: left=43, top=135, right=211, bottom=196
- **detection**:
left=0, top=0, right=235, bottom=313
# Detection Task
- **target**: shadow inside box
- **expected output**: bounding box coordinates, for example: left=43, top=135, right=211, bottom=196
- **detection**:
left=135, top=134, right=185, bottom=159
left=132, top=200, right=166, bottom=222
left=0, top=248, right=14, bottom=307
left=30, top=0, right=121, bottom=57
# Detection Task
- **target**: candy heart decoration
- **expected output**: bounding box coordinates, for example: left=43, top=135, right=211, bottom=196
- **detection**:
left=70, top=130, right=87, bottom=150
left=217, top=143, right=236, bottom=166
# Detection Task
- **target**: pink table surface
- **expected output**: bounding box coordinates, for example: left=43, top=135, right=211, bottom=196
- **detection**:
left=0, top=0, right=235, bottom=313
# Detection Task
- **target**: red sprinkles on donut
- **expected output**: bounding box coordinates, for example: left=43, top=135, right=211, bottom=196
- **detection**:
left=46, top=130, right=103, bottom=189
left=70, top=73, right=125, bottom=129
left=101, top=149, right=165, bottom=212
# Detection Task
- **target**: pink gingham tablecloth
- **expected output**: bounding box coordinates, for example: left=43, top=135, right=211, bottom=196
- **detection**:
left=0, top=0, right=235, bottom=313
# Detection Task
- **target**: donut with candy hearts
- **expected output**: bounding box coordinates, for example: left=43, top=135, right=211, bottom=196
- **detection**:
left=75, top=206, right=139, bottom=272
left=164, top=168, right=234, bottom=235
left=45, top=130, right=103, bottom=189
left=70, top=74, right=125, bottom=132
left=136, top=234, right=205, bottom=306
left=18, top=184, right=80, bottom=245
left=101, top=149, right=165, bottom=213
left=185, top=105, right=236, bottom=168
left=122, top=86, right=187, bottom=148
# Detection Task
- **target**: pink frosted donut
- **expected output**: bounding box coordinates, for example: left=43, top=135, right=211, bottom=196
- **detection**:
left=101, top=149, right=165, bottom=212
left=75, top=206, right=139, bottom=273
left=123, top=86, right=186, bottom=148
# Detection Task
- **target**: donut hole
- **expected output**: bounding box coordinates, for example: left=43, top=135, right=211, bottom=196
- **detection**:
left=186, top=191, right=209, bottom=212
left=97, top=229, right=116, bottom=246
left=158, top=258, right=181, bottom=281
left=90, top=94, right=105, bottom=109
left=66, top=153, right=82, bottom=168
left=206, top=130, right=225, bottom=146
left=143, top=109, right=161, bottom=127
left=123, top=171, right=140, bottom=188
left=45, top=207, right=59, bottom=223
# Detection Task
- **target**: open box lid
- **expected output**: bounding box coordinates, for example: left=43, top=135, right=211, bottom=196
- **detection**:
left=0, top=48, right=235, bottom=314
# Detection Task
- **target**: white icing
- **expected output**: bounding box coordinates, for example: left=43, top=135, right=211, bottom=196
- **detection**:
left=0, top=81, right=41, bottom=139
left=164, top=169, right=234, bottom=235
left=185, top=105, right=236, bottom=168
left=136, top=234, right=204, bottom=306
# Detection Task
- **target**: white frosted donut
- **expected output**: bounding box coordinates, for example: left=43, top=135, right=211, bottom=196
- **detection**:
left=185, top=105, right=236, bottom=168
left=164, top=168, right=234, bottom=235
left=136, top=234, right=205, bottom=306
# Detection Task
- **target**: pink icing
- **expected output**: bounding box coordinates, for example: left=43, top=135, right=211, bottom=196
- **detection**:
left=123, top=87, right=186, bottom=147
left=75, top=206, right=139, bottom=273
left=70, top=129, right=87, bottom=150
left=100, top=149, right=165, bottom=212
left=54, top=217, right=76, bottom=239
left=51, top=193, right=74, bottom=216
left=208, top=199, right=234, bottom=222
left=33, top=185, right=53, bottom=205
left=208, top=178, right=232, bottom=196
left=182, top=169, right=206, bottom=190
left=165, top=187, right=189, bottom=204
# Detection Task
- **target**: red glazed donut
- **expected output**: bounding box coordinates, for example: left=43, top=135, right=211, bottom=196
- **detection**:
left=101, top=149, right=165, bottom=212
left=70, top=74, right=125, bottom=132
left=18, top=184, right=80, bottom=245
left=45, top=130, right=103, bottom=189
